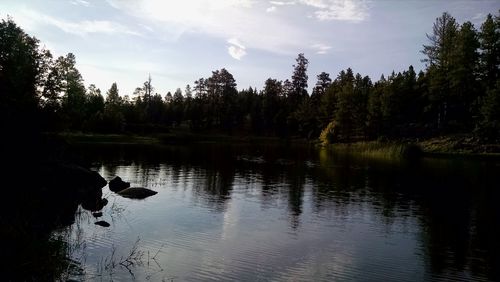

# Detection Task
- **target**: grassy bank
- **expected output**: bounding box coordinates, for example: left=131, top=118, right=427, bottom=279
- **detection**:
left=327, top=141, right=422, bottom=159
left=327, top=135, right=500, bottom=160
left=417, top=135, right=500, bottom=155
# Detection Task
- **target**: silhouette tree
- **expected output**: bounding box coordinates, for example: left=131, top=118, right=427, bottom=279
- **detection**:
left=312, top=72, right=331, bottom=101
left=0, top=17, right=48, bottom=134
left=290, top=53, right=309, bottom=108
left=101, top=82, right=124, bottom=132
left=105, top=82, right=121, bottom=108
left=478, top=81, right=500, bottom=141
left=449, top=21, right=480, bottom=127
left=478, top=14, right=500, bottom=89
left=422, top=12, right=459, bottom=130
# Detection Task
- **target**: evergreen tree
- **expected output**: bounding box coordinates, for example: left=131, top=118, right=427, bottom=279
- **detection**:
left=103, top=82, right=124, bottom=132
left=450, top=21, right=479, bottom=127
left=478, top=13, right=500, bottom=89
left=422, top=12, right=459, bottom=130
left=478, top=81, right=500, bottom=141
left=290, top=53, right=309, bottom=104
left=0, top=17, right=47, bottom=135
left=59, top=53, right=87, bottom=129
left=105, top=82, right=121, bottom=108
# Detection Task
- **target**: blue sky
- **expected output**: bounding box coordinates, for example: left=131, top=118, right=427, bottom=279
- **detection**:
left=1, top=0, right=499, bottom=96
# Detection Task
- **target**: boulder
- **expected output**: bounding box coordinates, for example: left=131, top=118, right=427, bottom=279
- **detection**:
left=109, top=176, right=130, bottom=192
left=44, top=162, right=107, bottom=194
left=117, top=187, right=158, bottom=199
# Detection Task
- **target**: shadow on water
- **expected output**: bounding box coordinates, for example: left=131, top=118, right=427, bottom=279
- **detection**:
left=1, top=156, right=108, bottom=280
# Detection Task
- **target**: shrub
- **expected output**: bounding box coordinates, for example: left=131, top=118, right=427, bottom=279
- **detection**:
left=319, top=120, right=337, bottom=145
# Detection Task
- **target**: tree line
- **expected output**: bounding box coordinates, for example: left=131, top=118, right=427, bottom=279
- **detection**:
left=1, top=11, right=499, bottom=142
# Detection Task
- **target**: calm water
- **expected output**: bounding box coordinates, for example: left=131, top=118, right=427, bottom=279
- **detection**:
left=63, top=143, right=499, bottom=281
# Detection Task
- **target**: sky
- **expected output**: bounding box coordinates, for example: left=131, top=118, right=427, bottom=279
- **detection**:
left=1, top=0, right=499, bottom=96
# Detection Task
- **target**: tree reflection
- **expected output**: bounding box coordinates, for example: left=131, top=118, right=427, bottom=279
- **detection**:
left=86, top=143, right=499, bottom=281
left=316, top=149, right=500, bottom=281
left=191, top=168, right=235, bottom=212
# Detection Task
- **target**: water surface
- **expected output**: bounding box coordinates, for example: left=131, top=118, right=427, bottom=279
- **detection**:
left=64, top=144, right=499, bottom=281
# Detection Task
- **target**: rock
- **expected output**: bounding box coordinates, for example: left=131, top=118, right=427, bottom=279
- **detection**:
left=92, top=171, right=108, bottom=189
left=109, top=176, right=130, bottom=192
left=92, top=212, right=103, bottom=218
left=42, top=162, right=107, bottom=195
left=62, top=163, right=107, bottom=189
left=81, top=192, right=108, bottom=212
left=94, top=220, right=110, bottom=227
left=118, top=187, right=158, bottom=199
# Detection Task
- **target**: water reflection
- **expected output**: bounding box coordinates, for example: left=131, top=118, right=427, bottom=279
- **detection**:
left=68, top=143, right=500, bottom=281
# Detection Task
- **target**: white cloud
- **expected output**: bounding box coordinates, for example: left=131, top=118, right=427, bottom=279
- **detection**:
left=266, top=6, right=277, bottom=13
left=302, top=0, right=370, bottom=22
left=104, top=0, right=370, bottom=57
left=300, top=0, right=329, bottom=9
left=227, top=38, right=247, bottom=60
left=311, top=43, right=332, bottom=54
left=269, top=1, right=296, bottom=6
left=228, top=38, right=245, bottom=50
left=270, top=0, right=369, bottom=22
left=16, top=9, right=140, bottom=36
left=71, top=0, right=91, bottom=7
left=106, top=0, right=308, bottom=55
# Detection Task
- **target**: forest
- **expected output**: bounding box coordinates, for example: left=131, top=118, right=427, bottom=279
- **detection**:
left=1, top=11, right=499, bottom=144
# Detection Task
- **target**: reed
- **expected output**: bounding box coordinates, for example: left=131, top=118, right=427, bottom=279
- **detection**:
left=328, top=141, right=422, bottom=159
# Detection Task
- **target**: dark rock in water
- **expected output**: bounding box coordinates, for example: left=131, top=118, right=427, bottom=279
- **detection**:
left=92, top=171, right=108, bottom=189
left=57, top=163, right=107, bottom=192
left=118, top=187, right=158, bottom=199
left=81, top=194, right=108, bottom=212
left=94, top=220, right=110, bottom=227
left=92, top=212, right=103, bottom=218
left=109, top=176, right=130, bottom=192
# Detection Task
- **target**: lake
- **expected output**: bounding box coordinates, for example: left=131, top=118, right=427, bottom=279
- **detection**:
left=61, top=143, right=499, bottom=281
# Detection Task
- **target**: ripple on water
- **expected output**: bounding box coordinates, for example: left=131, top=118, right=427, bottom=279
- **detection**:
left=64, top=153, right=500, bottom=282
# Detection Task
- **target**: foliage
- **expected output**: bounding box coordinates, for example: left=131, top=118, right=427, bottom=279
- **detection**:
left=477, top=81, right=500, bottom=141
left=0, top=17, right=47, bottom=133
left=319, top=120, right=337, bottom=145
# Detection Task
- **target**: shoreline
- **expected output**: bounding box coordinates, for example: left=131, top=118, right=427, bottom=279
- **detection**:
left=56, top=131, right=315, bottom=146
left=56, top=132, right=500, bottom=159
